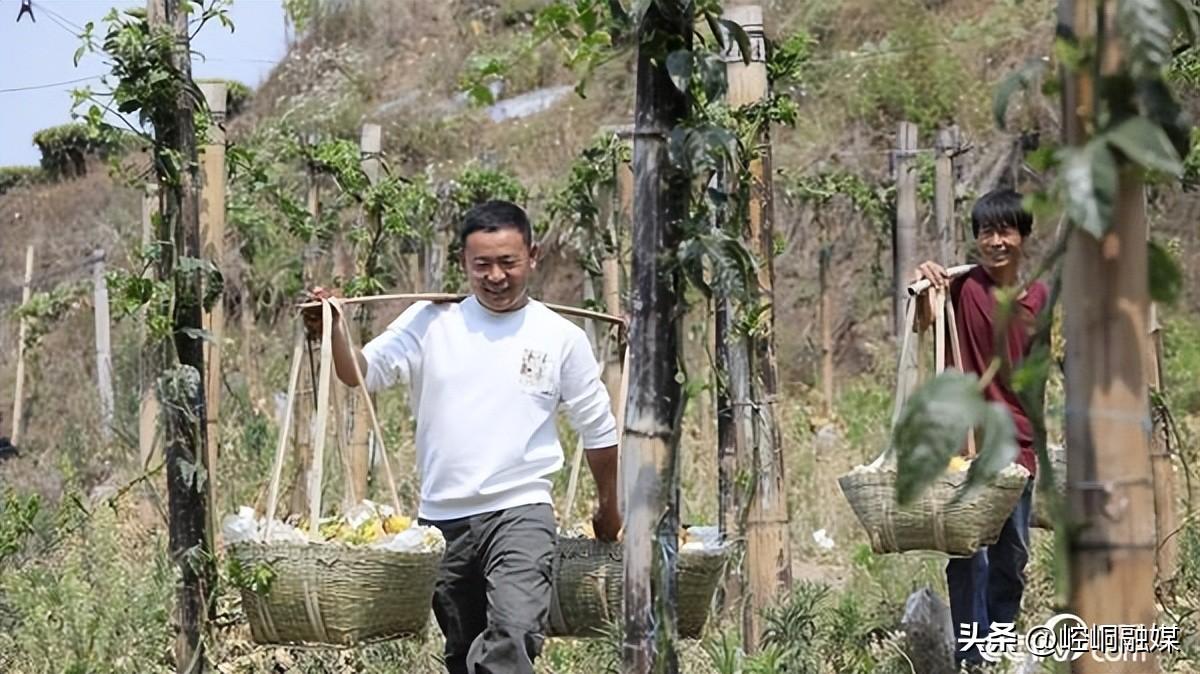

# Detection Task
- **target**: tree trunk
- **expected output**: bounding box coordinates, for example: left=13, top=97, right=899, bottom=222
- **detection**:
left=1060, top=1, right=1159, bottom=670
left=622, top=3, right=690, bottom=672
left=154, top=1, right=213, bottom=670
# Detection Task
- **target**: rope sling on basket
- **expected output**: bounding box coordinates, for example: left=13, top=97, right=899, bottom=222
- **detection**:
left=547, top=332, right=726, bottom=639
left=837, top=268, right=1031, bottom=557
left=226, top=299, right=442, bottom=647
left=228, top=293, right=728, bottom=644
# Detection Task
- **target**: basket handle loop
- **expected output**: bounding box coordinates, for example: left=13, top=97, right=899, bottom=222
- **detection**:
left=331, top=297, right=405, bottom=517
left=264, top=328, right=307, bottom=538
left=306, top=300, right=336, bottom=538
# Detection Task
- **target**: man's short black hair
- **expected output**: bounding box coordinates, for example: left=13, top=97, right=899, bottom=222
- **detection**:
left=459, top=200, right=533, bottom=248
left=971, top=188, right=1033, bottom=239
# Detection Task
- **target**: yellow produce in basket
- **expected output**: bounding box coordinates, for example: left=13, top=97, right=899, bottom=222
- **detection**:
left=384, top=515, right=412, bottom=534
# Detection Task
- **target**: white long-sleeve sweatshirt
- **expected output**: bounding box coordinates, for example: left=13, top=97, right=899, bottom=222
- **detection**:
left=361, top=295, right=618, bottom=520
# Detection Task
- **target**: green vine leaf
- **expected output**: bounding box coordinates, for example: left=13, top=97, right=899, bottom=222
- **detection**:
left=959, top=403, right=1019, bottom=501
left=667, top=49, right=693, bottom=94
left=1105, top=116, right=1184, bottom=176
left=993, top=57, right=1047, bottom=130
left=892, top=371, right=1016, bottom=506
left=716, top=19, right=753, bottom=66
left=1061, top=140, right=1117, bottom=238
left=1118, top=0, right=1175, bottom=78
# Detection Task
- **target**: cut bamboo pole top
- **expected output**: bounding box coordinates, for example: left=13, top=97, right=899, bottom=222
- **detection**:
left=905, top=264, right=977, bottom=296
left=297, top=293, right=627, bottom=328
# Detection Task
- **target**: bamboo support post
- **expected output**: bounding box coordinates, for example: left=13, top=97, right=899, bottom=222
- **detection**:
left=10, top=245, right=34, bottom=448
left=723, top=4, right=792, bottom=652
left=200, top=80, right=227, bottom=534
left=92, top=249, right=114, bottom=440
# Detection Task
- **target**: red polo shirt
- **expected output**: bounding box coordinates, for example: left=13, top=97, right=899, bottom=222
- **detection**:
left=949, top=266, right=1048, bottom=476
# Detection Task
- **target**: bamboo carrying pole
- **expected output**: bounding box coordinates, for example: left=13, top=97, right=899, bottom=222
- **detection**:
left=894, top=121, right=919, bottom=337
left=723, top=4, right=792, bottom=652
left=1060, top=1, right=1158, bottom=671
left=199, top=80, right=227, bottom=538
left=92, top=249, right=114, bottom=440
left=10, top=245, right=34, bottom=448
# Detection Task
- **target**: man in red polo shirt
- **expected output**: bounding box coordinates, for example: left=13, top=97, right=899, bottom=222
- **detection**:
left=914, top=188, right=1048, bottom=669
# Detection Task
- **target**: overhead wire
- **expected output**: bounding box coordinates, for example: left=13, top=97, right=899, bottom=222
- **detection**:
left=0, top=75, right=103, bottom=94
left=32, top=0, right=86, bottom=34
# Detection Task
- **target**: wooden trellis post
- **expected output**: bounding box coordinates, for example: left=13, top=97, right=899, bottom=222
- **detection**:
left=1060, top=1, right=1159, bottom=670
left=140, top=183, right=160, bottom=468
left=893, top=121, right=918, bottom=337
left=723, top=4, right=792, bottom=652
left=10, top=245, right=34, bottom=449
left=200, top=80, right=227, bottom=532
left=623, top=2, right=690, bottom=670
left=934, top=125, right=961, bottom=264
left=347, top=122, right=383, bottom=503
left=92, top=249, right=114, bottom=440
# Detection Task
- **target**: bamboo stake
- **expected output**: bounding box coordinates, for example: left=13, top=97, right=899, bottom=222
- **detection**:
left=819, top=217, right=834, bottom=414
left=140, top=183, right=160, bottom=468
left=154, top=0, right=213, bottom=667
left=894, top=121, right=919, bottom=337
left=10, top=245, right=34, bottom=449
left=723, top=4, right=791, bottom=651
left=199, top=80, right=227, bottom=540
left=92, top=249, right=114, bottom=440
left=623, top=3, right=690, bottom=669
left=934, top=126, right=961, bottom=265
left=342, top=124, right=383, bottom=504
left=1061, top=1, right=1158, bottom=670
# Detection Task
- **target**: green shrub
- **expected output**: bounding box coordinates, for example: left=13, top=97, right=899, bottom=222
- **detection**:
left=847, top=12, right=981, bottom=133
left=0, top=506, right=173, bottom=673
left=0, top=166, right=45, bottom=195
left=31, top=123, right=135, bottom=179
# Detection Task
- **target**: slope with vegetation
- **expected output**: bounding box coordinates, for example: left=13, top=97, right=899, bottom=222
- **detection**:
left=4, top=0, right=1200, bottom=671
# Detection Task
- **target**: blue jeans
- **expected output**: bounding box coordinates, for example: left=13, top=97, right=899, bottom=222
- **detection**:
left=947, top=479, right=1034, bottom=664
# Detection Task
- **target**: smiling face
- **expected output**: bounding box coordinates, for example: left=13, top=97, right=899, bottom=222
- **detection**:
left=974, top=221, right=1025, bottom=272
left=462, top=226, right=538, bottom=312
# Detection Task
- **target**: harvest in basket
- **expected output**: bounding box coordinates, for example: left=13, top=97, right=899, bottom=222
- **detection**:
left=224, top=304, right=447, bottom=648
left=223, top=500, right=445, bottom=647
left=839, top=279, right=1031, bottom=557
left=548, top=524, right=728, bottom=638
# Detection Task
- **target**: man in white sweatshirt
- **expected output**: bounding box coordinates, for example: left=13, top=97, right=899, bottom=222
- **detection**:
left=304, top=200, right=621, bottom=674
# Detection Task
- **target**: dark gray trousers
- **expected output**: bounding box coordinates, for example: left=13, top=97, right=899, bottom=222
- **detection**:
left=420, top=503, right=557, bottom=674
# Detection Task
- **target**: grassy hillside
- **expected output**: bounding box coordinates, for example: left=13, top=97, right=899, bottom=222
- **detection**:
left=4, top=0, right=1200, bottom=671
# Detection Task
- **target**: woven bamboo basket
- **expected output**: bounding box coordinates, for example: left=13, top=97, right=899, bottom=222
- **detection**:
left=547, top=537, right=727, bottom=638
left=838, top=463, right=1030, bottom=557
left=840, top=278, right=1032, bottom=557
left=230, top=541, right=440, bottom=646
left=1031, top=444, right=1067, bottom=530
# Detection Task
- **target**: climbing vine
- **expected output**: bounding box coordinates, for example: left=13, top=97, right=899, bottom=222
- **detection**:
left=10, top=282, right=90, bottom=353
